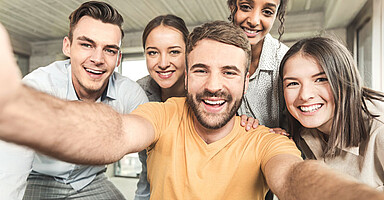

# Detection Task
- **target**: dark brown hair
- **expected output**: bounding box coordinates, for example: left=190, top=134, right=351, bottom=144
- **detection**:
left=227, top=0, right=288, bottom=41
left=279, top=37, right=384, bottom=157
left=68, top=1, right=124, bottom=42
left=186, top=21, right=251, bottom=72
left=142, top=14, right=189, bottom=49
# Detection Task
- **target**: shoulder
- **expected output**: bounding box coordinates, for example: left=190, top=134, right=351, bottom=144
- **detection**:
left=113, top=72, right=148, bottom=102
left=136, top=75, right=161, bottom=101
left=22, top=60, right=70, bottom=90
left=259, top=34, right=289, bottom=70
left=136, top=75, right=152, bottom=88
left=23, top=60, right=69, bottom=80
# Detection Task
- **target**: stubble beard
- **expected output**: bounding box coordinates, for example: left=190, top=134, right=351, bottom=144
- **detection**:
left=186, top=89, right=244, bottom=130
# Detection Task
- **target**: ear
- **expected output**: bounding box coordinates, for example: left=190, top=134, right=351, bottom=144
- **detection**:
left=244, top=72, right=250, bottom=95
left=184, top=68, right=188, bottom=91
left=62, top=36, right=71, bottom=58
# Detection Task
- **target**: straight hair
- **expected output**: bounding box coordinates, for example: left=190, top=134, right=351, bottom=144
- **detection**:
left=279, top=37, right=384, bottom=157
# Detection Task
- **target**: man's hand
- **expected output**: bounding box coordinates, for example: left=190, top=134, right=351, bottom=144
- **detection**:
left=0, top=24, right=21, bottom=112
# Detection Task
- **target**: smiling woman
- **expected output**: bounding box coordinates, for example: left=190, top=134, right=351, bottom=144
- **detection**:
left=280, top=37, right=384, bottom=191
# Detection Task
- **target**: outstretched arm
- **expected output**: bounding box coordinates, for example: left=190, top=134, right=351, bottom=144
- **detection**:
left=0, top=86, right=155, bottom=165
left=0, top=25, right=155, bottom=165
left=264, top=155, right=384, bottom=200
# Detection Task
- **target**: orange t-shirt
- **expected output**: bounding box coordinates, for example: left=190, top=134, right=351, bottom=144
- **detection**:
left=132, top=97, right=301, bottom=200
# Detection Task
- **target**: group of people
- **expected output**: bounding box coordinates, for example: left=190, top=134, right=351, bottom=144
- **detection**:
left=0, top=0, right=383, bottom=199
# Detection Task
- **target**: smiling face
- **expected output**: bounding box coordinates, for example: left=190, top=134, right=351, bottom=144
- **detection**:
left=62, top=16, right=122, bottom=100
left=186, top=39, right=249, bottom=130
left=282, top=53, right=335, bottom=134
left=233, top=0, right=279, bottom=46
left=145, top=25, right=186, bottom=89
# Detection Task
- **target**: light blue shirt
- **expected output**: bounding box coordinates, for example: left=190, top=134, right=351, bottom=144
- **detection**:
left=22, top=59, right=148, bottom=191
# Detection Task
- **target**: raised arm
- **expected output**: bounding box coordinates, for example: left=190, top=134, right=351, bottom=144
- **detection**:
left=0, top=24, right=22, bottom=113
left=264, top=155, right=384, bottom=200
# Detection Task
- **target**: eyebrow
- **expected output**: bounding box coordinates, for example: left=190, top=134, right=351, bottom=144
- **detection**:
left=190, top=63, right=207, bottom=70
left=222, top=65, right=241, bottom=73
left=77, top=36, right=120, bottom=50
left=283, top=71, right=326, bottom=82
left=146, top=45, right=182, bottom=51
left=265, top=3, right=277, bottom=9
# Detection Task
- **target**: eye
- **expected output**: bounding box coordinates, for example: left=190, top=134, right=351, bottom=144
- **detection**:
left=223, top=71, right=237, bottom=76
left=286, top=82, right=299, bottom=87
left=239, top=4, right=252, bottom=12
left=147, top=51, right=158, bottom=56
left=105, top=49, right=117, bottom=55
left=262, top=9, right=274, bottom=16
left=315, top=77, right=328, bottom=83
left=81, top=43, right=92, bottom=48
left=170, top=50, right=181, bottom=55
left=193, top=69, right=207, bottom=74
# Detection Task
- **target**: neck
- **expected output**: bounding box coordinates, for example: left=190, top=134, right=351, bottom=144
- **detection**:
left=249, top=39, right=264, bottom=76
left=193, top=115, right=236, bottom=144
left=74, top=84, right=107, bottom=102
left=161, top=76, right=185, bottom=101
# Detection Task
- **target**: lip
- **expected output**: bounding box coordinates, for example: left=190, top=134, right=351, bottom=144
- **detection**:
left=241, top=27, right=262, bottom=38
left=201, top=98, right=226, bottom=113
left=156, top=70, right=175, bottom=79
left=84, top=67, right=105, bottom=79
left=297, top=103, right=323, bottom=115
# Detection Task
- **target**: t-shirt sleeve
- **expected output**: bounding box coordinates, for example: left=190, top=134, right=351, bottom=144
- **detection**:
left=131, top=99, right=179, bottom=146
left=258, top=131, right=302, bottom=173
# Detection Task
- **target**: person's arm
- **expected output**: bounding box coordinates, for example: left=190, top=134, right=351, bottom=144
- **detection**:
left=0, top=24, right=22, bottom=113
left=0, top=84, right=155, bottom=165
left=263, top=155, right=384, bottom=200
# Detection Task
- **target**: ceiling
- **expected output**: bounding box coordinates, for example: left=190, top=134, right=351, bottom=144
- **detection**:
left=0, top=0, right=367, bottom=55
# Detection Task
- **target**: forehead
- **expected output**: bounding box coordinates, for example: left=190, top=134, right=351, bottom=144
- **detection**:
left=283, top=54, right=323, bottom=76
left=237, top=0, right=280, bottom=8
left=145, top=25, right=185, bottom=47
left=187, top=39, right=247, bottom=72
left=72, top=16, right=122, bottom=45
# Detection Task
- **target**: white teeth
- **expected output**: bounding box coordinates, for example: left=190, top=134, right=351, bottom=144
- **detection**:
left=159, top=71, right=172, bottom=76
left=204, top=100, right=225, bottom=105
left=85, top=68, right=103, bottom=74
left=300, top=104, right=322, bottom=112
left=244, top=28, right=257, bottom=34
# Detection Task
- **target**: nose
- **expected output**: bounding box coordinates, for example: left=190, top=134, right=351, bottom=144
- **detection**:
left=158, top=53, right=170, bottom=70
left=205, top=72, right=223, bottom=93
left=247, top=10, right=261, bottom=27
left=299, top=83, right=315, bottom=101
left=90, top=47, right=104, bottom=65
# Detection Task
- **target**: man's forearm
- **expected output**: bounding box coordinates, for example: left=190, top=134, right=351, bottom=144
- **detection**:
left=0, top=85, right=127, bottom=165
left=284, top=160, right=384, bottom=200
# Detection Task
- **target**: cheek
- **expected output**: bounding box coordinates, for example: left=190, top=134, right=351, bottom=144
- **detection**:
left=175, top=56, right=186, bottom=71
left=145, top=57, right=157, bottom=71
left=233, top=11, right=246, bottom=25
left=284, top=90, right=296, bottom=106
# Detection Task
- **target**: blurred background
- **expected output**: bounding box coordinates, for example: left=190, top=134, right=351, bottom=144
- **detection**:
left=1, top=0, right=383, bottom=198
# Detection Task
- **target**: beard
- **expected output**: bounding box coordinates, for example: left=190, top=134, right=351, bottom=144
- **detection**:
left=186, top=89, right=243, bottom=130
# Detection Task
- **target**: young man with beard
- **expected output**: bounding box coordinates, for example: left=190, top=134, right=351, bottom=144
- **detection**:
left=0, top=21, right=384, bottom=199
left=0, top=1, right=148, bottom=199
